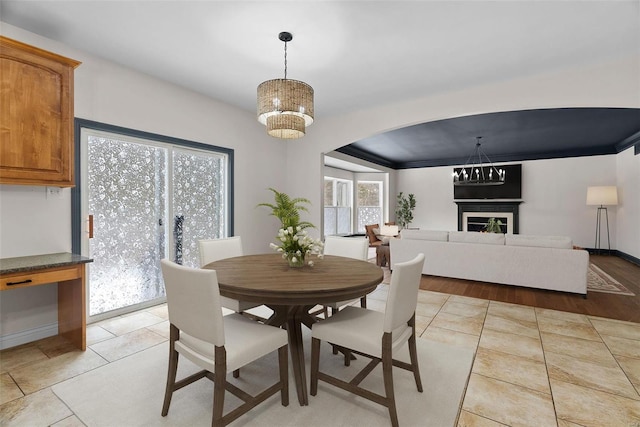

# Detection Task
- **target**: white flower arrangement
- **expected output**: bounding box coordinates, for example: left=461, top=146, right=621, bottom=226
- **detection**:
left=258, top=188, right=323, bottom=267
left=269, top=226, right=324, bottom=267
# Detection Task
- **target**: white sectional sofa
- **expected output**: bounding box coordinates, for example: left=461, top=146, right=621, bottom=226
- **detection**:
left=390, top=230, right=589, bottom=296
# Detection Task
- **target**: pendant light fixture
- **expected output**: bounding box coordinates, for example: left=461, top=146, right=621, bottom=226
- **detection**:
left=453, top=137, right=506, bottom=186
left=257, top=31, right=314, bottom=139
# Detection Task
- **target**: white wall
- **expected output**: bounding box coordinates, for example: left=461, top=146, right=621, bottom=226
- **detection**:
left=616, top=146, right=640, bottom=257
left=0, top=24, right=288, bottom=343
left=324, top=166, right=355, bottom=181
left=520, top=156, right=617, bottom=245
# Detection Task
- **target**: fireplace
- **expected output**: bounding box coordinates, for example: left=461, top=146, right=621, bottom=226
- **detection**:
left=455, top=201, right=522, bottom=234
left=464, top=212, right=512, bottom=233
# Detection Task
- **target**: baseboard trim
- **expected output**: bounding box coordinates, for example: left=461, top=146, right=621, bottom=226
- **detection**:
left=0, top=323, right=58, bottom=350
left=585, top=248, right=640, bottom=267
left=615, top=250, right=640, bottom=267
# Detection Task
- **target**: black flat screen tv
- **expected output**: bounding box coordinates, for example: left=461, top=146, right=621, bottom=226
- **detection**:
left=453, top=164, right=522, bottom=199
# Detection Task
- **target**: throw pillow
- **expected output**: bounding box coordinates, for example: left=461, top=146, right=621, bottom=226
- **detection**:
left=365, top=223, right=381, bottom=245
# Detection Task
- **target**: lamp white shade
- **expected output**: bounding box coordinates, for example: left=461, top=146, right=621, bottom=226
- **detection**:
left=586, top=186, right=618, bottom=206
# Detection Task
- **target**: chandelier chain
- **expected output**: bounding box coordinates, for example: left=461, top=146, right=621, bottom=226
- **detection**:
left=283, top=40, right=288, bottom=80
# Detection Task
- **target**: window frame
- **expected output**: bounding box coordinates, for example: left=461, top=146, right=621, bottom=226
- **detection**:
left=323, top=176, right=353, bottom=236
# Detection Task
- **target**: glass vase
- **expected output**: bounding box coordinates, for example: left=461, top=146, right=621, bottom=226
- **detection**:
left=287, top=254, right=305, bottom=268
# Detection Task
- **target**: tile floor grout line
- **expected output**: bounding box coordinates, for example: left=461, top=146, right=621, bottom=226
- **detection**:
left=6, top=371, right=26, bottom=399
left=470, top=371, right=552, bottom=396
left=586, top=315, right=640, bottom=401
left=49, top=384, right=87, bottom=426
left=454, top=298, right=485, bottom=427
left=534, top=304, right=561, bottom=427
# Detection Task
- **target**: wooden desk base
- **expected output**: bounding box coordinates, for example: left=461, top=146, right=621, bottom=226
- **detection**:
left=1, top=264, right=87, bottom=350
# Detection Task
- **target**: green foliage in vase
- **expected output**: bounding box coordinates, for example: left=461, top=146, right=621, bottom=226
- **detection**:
left=257, top=188, right=315, bottom=230
left=395, top=192, right=416, bottom=228
left=484, top=217, right=504, bottom=233
left=258, top=188, right=323, bottom=267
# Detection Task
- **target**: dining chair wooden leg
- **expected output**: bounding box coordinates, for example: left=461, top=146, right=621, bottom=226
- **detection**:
left=408, top=334, right=423, bottom=392
left=162, top=325, right=179, bottom=416
left=212, top=346, right=226, bottom=427
left=278, top=345, right=289, bottom=406
left=310, top=337, right=320, bottom=396
left=344, top=349, right=352, bottom=366
left=382, top=333, right=399, bottom=427
left=360, top=296, right=367, bottom=308
left=408, top=318, right=423, bottom=392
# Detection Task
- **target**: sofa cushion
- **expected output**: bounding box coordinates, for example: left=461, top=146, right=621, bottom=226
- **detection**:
left=401, top=229, right=448, bottom=241
left=449, top=231, right=505, bottom=245
left=506, top=234, right=573, bottom=249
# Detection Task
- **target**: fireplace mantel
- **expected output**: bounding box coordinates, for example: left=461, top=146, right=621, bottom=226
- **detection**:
left=455, top=201, right=523, bottom=234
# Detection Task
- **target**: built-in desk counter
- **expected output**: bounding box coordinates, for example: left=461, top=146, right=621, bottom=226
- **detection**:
left=0, top=253, right=93, bottom=350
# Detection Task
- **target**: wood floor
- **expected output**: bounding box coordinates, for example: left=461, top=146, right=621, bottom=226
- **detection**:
left=418, top=254, right=640, bottom=323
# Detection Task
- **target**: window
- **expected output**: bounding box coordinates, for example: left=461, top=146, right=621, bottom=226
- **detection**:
left=72, top=119, right=233, bottom=319
left=357, top=181, right=383, bottom=232
left=323, top=177, right=352, bottom=236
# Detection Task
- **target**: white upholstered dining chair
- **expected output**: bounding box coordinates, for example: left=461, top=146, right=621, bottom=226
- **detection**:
left=310, top=253, right=425, bottom=427
left=198, top=236, right=262, bottom=314
left=160, top=259, right=288, bottom=427
left=321, top=235, right=371, bottom=314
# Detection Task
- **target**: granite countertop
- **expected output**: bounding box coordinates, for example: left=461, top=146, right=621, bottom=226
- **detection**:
left=0, top=252, right=93, bottom=275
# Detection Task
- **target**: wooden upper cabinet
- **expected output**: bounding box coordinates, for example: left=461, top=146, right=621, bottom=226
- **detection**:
left=0, top=36, right=81, bottom=187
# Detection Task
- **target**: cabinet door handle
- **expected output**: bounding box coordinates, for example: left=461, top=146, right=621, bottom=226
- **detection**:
left=7, top=279, right=32, bottom=286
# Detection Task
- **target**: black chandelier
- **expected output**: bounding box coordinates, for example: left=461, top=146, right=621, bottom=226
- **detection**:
left=453, top=137, right=506, bottom=186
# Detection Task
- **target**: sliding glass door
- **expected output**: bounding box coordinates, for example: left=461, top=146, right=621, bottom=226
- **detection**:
left=78, top=123, right=230, bottom=320
left=84, top=134, right=168, bottom=316
left=171, top=147, right=227, bottom=267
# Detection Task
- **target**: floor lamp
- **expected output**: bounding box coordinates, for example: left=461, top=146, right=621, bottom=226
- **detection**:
left=586, top=186, right=618, bottom=255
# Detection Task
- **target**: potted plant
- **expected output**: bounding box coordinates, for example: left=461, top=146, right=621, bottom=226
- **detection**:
left=258, top=188, right=323, bottom=267
left=395, top=192, right=416, bottom=229
left=484, top=217, right=504, bottom=233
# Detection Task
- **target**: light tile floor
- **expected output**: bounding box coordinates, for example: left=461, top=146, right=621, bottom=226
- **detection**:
left=1, top=278, right=640, bottom=426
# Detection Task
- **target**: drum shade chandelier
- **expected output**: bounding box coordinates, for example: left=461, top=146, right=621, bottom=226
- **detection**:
left=257, top=31, right=314, bottom=139
left=453, top=137, right=506, bottom=186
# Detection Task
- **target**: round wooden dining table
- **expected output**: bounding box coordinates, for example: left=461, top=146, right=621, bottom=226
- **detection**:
left=203, top=253, right=384, bottom=406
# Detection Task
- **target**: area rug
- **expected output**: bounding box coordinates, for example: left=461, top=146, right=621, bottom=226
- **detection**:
left=52, top=334, right=474, bottom=427
left=587, top=263, right=635, bottom=296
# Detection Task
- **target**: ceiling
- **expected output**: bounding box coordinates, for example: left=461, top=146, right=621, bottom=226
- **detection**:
left=1, top=1, right=639, bottom=169
left=337, top=108, right=640, bottom=169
